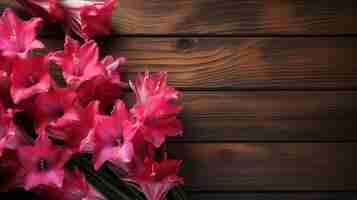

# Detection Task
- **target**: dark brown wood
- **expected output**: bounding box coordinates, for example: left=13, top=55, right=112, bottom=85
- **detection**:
left=2, top=0, right=357, bottom=35
left=189, top=192, right=357, bottom=200
left=168, top=143, right=357, bottom=191
left=40, top=37, right=357, bottom=90
left=170, top=91, right=357, bottom=142
left=104, top=37, right=357, bottom=90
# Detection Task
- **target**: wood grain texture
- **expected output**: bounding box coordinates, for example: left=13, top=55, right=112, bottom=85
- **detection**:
left=171, top=91, right=357, bottom=142
left=189, top=192, right=357, bottom=200
left=168, top=143, right=357, bottom=191
left=2, top=0, right=357, bottom=35
left=34, top=37, right=357, bottom=90
left=98, top=37, right=357, bottom=90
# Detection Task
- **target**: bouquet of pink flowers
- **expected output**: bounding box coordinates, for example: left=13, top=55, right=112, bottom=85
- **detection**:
left=0, top=1, right=186, bottom=200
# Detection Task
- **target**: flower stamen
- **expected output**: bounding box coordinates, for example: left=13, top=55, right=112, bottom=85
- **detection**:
left=37, top=159, right=48, bottom=171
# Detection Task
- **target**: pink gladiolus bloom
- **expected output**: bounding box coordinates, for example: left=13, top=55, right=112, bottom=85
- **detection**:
left=34, top=88, right=80, bottom=135
left=77, top=75, right=124, bottom=111
left=15, top=0, right=64, bottom=22
left=34, top=169, right=106, bottom=200
left=0, top=103, right=26, bottom=157
left=89, top=100, right=135, bottom=170
left=75, top=55, right=126, bottom=110
left=10, top=56, right=51, bottom=104
left=124, top=157, right=183, bottom=200
left=17, top=134, right=72, bottom=190
left=48, top=36, right=105, bottom=88
left=129, top=71, right=183, bottom=147
left=61, top=0, right=117, bottom=40
left=51, top=101, right=99, bottom=154
left=0, top=9, right=44, bottom=58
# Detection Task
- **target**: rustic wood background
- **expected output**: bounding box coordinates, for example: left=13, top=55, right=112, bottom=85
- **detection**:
left=2, top=0, right=357, bottom=199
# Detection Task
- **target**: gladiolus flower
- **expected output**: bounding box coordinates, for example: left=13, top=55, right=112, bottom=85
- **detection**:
left=15, top=0, right=64, bottom=22
left=89, top=100, right=135, bottom=171
left=124, top=157, right=183, bottom=200
left=51, top=101, right=99, bottom=154
left=77, top=75, right=124, bottom=111
left=34, top=88, right=80, bottom=135
left=0, top=103, right=26, bottom=157
left=61, top=0, right=117, bottom=40
left=17, top=134, right=72, bottom=190
left=10, top=56, right=51, bottom=104
left=129, top=71, right=183, bottom=147
left=34, top=169, right=106, bottom=200
left=48, top=36, right=105, bottom=88
left=76, top=55, right=126, bottom=110
left=0, top=9, right=44, bottom=58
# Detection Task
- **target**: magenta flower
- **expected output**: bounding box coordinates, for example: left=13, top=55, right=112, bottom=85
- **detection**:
left=124, top=157, right=183, bottom=200
left=77, top=75, right=124, bottom=111
left=15, top=0, right=64, bottom=22
left=0, top=103, right=26, bottom=157
left=34, top=169, right=106, bottom=200
left=76, top=55, right=126, bottom=110
left=10, top=56, right=51, bottom=104
left=0, top=8, right=44, bottom=58
left=51, top=101, right=99, bottom=154
left=129, top=71, right=183, bottom=147
left=89, top=100, right=135, bottom=170
left=17, top=134, right=72, bottom=190
left=61, top=0, right=117, bottom=40
left=48, top=36, right=105, bottom=88
left=34, top=88, right=80, bottom=135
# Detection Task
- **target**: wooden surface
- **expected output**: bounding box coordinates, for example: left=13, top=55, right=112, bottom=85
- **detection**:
left=189, top=192, right=357, bottom=200
left=2, top=0, right=357, bottom=35
left=42, top=37, right=357, bottom=90
left=2, top=0, right=357, bottom=199
left=169, top=143, right=356, bottom=191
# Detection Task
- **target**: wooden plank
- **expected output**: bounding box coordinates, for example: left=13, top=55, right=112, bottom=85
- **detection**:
left=171, top=91, right=357, bottom=142
left=189, top=192, right=357, bottom=200
left=35, top=37, right=357, bottom=90
left=98, top=37, right=357, bottom=90
left=2, top=0, right=357, bottom=35
left=168, top=143, right=357, bottom=191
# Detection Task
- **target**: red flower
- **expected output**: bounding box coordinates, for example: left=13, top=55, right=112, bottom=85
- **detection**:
left=34, top=88, right=80, bottom=135
left=0, top=103, right=27, bottom=157
left=0, top=149, right=24, bottom=192
left=15, top=0, right=64, bottom=22
left=48, top=36, right=105, bottom=88
left=61, top=0, right=117, bottom=40
left=34, top=169, right=106, bottom=200
left=129, top=71, right=183, bottom=147
left=0, top=9, right=44, bottom=58
left=76, top=55, right=126, bottom=111
left=77, top=75, right=124, bottom=111
left=90, top=100, right=135, bottom=170
left=124, top=157, right=183, bottom=200
left=17, top=134, right=72, bottom=190
left=10, top=56, right=51, bottom=104
left=51, top=101, right=98, bottom=154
